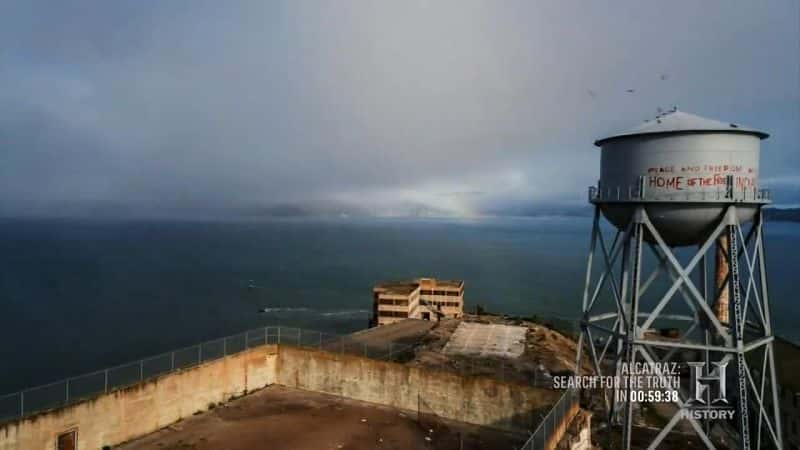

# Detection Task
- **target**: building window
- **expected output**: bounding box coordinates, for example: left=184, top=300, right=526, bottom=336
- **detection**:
left=378, top=298, right=409, bottom=306
left=57, top=430, right=77, bottom=450
left=379, top=310, right=407, bottom=318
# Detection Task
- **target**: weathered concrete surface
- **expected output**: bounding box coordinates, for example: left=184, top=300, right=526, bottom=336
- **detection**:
left=0, top=342, right=561, bottom=449
left=117, top=385, right=528, bottom=450
left=0, top=345, right=278, bottom=450
left=277, top=345, right=560, bottom=432
left=411, top=317, right=590, bottom=387
left=443, top=322, right=527, bottom=358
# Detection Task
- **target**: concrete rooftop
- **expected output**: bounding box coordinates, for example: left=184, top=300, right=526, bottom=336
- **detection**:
left=117, top=385, right=527, bottom=450
left=373, top=282, right=419, bottom=295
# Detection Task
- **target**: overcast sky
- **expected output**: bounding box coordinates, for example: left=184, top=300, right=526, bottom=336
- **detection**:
left=1, top=0, right=798, bottom=218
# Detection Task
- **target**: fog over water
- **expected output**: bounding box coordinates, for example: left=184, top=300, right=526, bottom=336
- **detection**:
left=1, top=1, right=798, bottom=219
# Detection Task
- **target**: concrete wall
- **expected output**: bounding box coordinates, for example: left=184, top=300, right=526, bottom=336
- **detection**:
left=0, top=343, right=562, bottom=449
left=276, top=345, right=560, bottom=432
left=0, top=345, right=278, bottom=450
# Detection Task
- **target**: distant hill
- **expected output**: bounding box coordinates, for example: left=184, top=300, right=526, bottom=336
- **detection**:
left=231, top=202, right=800, bottom=222
left=490, top=205, right=800, bottom=222
left=480, top=202, right=593, bottom=218
left=764, top=208, right=800, bottom=223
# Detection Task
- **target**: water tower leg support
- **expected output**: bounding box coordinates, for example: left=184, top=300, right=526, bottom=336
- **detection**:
left=576, top=207, right=600, bottom=377
left=700, top=251, right=713, bottom=439
left=622, top=208, right=645, bottom=450
left=726, top=208, right=751, bottom=450
left=607, top=225, right=633, bottom=427
left=577, top=206, right=630, bottom=419
left=611, top=222, right=634, bottom=427
left=578, top=204, right=783, bottom=450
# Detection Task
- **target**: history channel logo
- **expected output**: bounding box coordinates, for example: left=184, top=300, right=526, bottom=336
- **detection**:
left=680, top=360, right=735, bottom=420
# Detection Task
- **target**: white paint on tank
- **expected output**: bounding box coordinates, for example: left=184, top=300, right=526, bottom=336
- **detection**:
left=592, top=110, right=769, bottom=246
left=600, top=133, right=761, bottom=198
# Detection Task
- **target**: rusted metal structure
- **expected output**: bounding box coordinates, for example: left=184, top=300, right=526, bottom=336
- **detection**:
left=577, top=110, right=782, bottom=449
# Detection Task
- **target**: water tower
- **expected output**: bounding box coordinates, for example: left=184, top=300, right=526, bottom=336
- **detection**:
left=576, top=109, right=782, bottom=449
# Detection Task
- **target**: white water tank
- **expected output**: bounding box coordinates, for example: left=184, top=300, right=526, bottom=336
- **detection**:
left=592, top=110, right=770, bottom=246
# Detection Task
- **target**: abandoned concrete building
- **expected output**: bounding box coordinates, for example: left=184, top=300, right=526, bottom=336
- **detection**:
left=371, top=278, right=464, bottom=326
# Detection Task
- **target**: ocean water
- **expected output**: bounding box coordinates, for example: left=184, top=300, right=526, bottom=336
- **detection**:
left=1, top=216, right=798, bottom=394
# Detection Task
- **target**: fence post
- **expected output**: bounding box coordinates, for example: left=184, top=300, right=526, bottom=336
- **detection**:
left=223, top=337, right=227, bottom=356
left=198, top=345, right=202, bottom=364
left=278, top=327, right=281, bottom=344
left=19, top=392, right=23, bottom=419
left=104, top=369, right=109, bottom=393
left=264, top=327, right=268, bottom=346
left=65, top=380, right=70, bottom=403
left=140, top=359, right=144, bottom=381
left=171, top=351, right=175, bottom=371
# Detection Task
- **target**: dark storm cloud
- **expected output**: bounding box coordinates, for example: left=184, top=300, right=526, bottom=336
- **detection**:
left=1, top=0, right=798, bottom=218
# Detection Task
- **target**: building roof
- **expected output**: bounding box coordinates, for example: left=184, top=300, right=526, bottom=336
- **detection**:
left=417, top=278, right=464, bottom=289
left=373, top=282, right=419, bottom=296
left=594, top=110, right=769, bottom=146
left=374, top=278, right=464, bottom=295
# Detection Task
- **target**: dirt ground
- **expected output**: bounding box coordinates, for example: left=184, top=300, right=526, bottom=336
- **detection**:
left=117, top=386, right=527, bottom=450
left=348, top=320, right=436, bottom=347
left=406, top=316, right=590, bottom=387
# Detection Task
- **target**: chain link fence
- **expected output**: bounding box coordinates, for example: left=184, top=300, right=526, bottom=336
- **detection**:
left=520, top=387, right=579, bottom=450
left=0, top=326, right=416, bottom=425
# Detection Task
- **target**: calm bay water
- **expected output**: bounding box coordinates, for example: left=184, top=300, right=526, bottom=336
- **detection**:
left=1, top=216, right=798, bottom=393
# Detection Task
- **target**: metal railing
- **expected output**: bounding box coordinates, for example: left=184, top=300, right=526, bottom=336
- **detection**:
left=0, top=326, right=416, bottom=425
left=588, top=178, right=771, bottom=204
left=520, top=388, right=579, bottom=450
